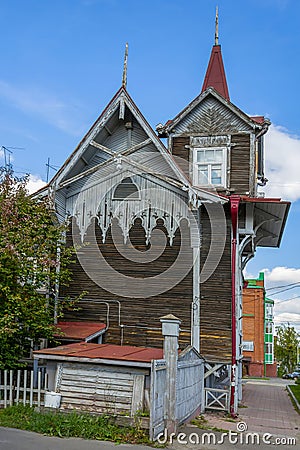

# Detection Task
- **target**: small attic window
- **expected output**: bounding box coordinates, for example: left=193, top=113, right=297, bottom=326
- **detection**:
left=113, top=177, right=139, bottom=200
left=193, top=147, right=226, bottom=187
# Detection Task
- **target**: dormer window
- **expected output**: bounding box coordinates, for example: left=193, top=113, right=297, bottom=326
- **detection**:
left=193, top=147, right=226, bottom=187
left=113, top=177, right=139, bottom=200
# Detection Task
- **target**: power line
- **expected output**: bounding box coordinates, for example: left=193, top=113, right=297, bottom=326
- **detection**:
left=267, top=281, right=300, bottom=291
left=268, top=285, right=300, bottom=296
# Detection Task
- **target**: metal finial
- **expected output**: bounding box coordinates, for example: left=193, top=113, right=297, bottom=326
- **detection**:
left=122, top=43, right=129, bottom=89
left=215, top=6, right=219, bottom=45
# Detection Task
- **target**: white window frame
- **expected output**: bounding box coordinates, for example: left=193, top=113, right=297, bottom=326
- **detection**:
left=193, top=147, right=227, bottom=187
left=265, top=321, right=273, bottom=334
left=265, top=304, right=273, bottom=320
left=243, top=341, right=254, bottom=352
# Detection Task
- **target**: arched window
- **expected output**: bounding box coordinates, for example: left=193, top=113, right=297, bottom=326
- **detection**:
left=113, top=177, right=139, bottom=200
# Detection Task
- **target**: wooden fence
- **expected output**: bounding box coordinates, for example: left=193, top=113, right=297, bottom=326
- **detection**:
left=149, top=347, right=204, bottom=441
left=0, top=369, right=48, bottom=408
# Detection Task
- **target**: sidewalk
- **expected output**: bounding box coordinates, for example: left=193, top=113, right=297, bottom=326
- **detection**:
left=238, top=378, right=299, bottom=437
left=168, top=378, right=300, bottom=449
left=189, top=378, right=300, bottom=437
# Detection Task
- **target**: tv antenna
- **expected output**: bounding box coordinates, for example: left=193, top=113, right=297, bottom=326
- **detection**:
left=1, top=146, right=24, bottom=172
left=46, top=157, right=59, bottom=183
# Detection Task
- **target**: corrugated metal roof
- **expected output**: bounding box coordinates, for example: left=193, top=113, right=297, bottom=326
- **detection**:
left=34, top=342, right=164, bottom=363
left=54, top=322, right=106, bottom=340
left=250, top=116, right=265, bottom=124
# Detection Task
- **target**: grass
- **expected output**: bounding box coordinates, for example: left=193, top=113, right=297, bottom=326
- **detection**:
left=0, top=404, right=150, bottom=444
left=242, top=376, right=270, bottom=380
left=289, top=384, right=300, bottom=405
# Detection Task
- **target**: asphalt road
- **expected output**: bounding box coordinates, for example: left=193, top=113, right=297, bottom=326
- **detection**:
left=0, top=427, right=153, bottom=450
left=1, top=425, right=297, bottom=450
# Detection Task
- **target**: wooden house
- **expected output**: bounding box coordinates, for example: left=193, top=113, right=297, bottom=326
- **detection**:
left=37, top=32, right=290, bottom=414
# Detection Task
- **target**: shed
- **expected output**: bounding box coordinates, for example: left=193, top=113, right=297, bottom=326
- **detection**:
left=34, top=342, right=163, bottom=416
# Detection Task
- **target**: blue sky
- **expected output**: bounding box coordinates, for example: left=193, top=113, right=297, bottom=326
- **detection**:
left=0, top=0, right=299, bottom=329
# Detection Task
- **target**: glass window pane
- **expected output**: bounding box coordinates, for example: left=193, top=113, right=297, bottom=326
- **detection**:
left=198, top=166, right=208, bottom=184
left=205, top=150, right=215, bottom=162
left=197, top=151, right=206, bottom=162
left=211, top=165, right=222, bottom=184
left=215, top=149, right=223, bottom=162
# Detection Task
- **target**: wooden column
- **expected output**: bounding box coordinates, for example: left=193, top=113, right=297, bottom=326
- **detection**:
left=160, top=314, right=181, bottom=435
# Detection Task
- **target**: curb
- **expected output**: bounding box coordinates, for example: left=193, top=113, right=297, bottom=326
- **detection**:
left=287, top=385, right=300, bottom=414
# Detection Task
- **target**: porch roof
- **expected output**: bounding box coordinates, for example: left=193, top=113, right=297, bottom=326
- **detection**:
left=54, top=321, right=106, bottom=341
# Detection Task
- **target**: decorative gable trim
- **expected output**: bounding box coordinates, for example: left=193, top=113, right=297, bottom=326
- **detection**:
left=161, top=88, right=263, bottom=136
left=36, top=87, right=226, bottom=208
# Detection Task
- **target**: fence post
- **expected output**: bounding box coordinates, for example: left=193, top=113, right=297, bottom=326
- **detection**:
left=160, top=314, right=181, bottom=436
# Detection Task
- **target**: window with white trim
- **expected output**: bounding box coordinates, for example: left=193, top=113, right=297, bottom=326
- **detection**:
left=265, top=321, right=273, bottom=334
left=194, top=147, right=226, bottom=187
left=265, top=342, right=273, bottom=355
left=265, top=304, right=273, bottom=320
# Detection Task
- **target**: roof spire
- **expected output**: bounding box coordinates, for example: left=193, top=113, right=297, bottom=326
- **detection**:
left=122, top=42, right=129, bottom=89
left=215, top=6, right=219, bottom=45
left=201, top=7, right=230, bottom=101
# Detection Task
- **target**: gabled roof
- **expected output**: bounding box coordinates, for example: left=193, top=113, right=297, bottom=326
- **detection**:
left=35, top=86, right=226, bottom=204
left=161, top=88, right=265, bottom=135
left=201, top=45, right=229, bottom=100
left=48, top=87, right=188, bottom=188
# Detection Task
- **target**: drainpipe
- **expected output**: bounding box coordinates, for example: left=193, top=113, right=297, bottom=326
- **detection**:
left=230, top=195, right=240, bottom=417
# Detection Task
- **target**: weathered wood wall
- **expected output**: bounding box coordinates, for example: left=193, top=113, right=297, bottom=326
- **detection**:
left=61, top=218, right=193, bottom=350
left=230, top=134, right=251, bottom=195
left=200, top=204, right=232, bottom=362
left=171, top=137, right=190, bottom=180
left=61, top=203, right=233, bottom=363
left=171, top=133, right=253, bottom=197
left=56, top=362, right=146, bottom=416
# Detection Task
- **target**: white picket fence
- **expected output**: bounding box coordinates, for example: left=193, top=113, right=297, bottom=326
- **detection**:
left=0, top=369, right=48, bottom=408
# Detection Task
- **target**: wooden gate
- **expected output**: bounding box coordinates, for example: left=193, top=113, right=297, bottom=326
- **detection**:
left=149, top=359, right=166, bottom=441
left=149, top=348, right=204, bottom=441
left=204, top=387, right=229, bottom=411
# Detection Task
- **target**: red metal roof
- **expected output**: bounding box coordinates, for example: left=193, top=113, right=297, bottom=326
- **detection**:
left=34, top=342, right=164, bottom=363
left=201, top=45, right=230, bottom=100
left=54, top=321, right=106, bottom=340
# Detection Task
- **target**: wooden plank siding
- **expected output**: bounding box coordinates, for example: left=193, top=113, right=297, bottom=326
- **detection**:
left=230, top=134, right=251, bottom=195
left=61, top=204, right=233, bottom=362
left=199, top=204, right=232, bottom=362
left=60, top=218, right=193, bottom=350
left=57, top=363, right=145, bottom=415
left=171, top=137, right=190, bottom=180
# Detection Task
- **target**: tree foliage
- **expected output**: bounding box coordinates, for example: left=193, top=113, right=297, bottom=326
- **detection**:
left=275, top=324, right=299, bottom=375
left=0, top=171, right=77, bottom=369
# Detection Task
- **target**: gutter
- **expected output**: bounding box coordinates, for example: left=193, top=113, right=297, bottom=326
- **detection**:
left=33, top=353, right=152, bottom=369
left=230, top=195, right=240, bottom=417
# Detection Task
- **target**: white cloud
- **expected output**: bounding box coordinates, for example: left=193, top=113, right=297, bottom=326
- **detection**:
left=0, top=80, right=86, bottom=136
left=261, top=266, right=300, bottom=332
left=263, top=266, right=300, bottom=285
left=26, top=175, right=47, bottom=194
left=261, top=125, right=300, bottom=201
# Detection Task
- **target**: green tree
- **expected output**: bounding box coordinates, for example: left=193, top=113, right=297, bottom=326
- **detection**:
left=275, top=324, right=299, bottom=376
left=0, top=171, right=78, bottom=369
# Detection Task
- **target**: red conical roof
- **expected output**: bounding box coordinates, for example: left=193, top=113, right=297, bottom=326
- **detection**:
left=201, top=45, right=230, bottom=101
